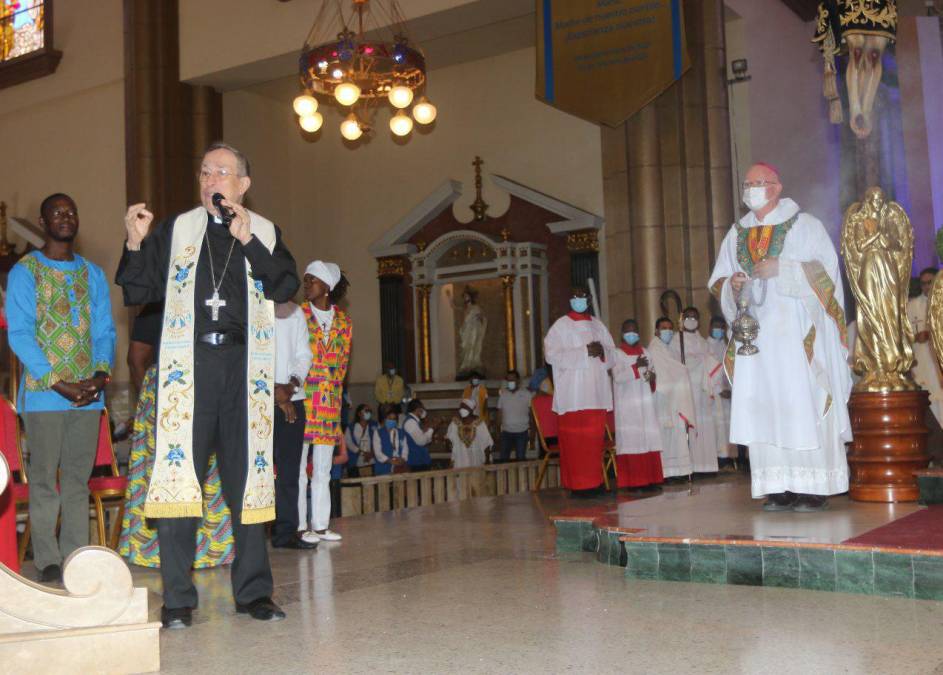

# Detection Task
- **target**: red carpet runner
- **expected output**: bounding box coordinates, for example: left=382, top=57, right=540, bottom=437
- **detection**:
left=843, top=506, right=943, bottom=552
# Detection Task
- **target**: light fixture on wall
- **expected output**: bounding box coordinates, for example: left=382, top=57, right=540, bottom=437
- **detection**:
left=727, top=58, right=751, bottom=85
left=291, top=0, right=438, bottom=142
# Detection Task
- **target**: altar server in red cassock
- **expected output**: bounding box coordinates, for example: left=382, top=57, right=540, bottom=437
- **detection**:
left=543, top=286, right=615, bottom=493
left=611, top=319, right=664, bottom=489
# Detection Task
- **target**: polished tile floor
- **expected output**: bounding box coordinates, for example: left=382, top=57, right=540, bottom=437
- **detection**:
left=553, top=472, right=923, bottom=545
left=108, top=478, right=943, bottom=674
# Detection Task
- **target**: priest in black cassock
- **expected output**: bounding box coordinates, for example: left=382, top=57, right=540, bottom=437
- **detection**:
left=116, top=142, right=300, bottom=629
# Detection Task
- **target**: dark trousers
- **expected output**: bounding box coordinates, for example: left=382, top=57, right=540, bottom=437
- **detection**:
left=157, top=344, right=273, bottom=609
left=271, top=400, right=305, bottom=546
left=500, top=431, right=529, bottom=462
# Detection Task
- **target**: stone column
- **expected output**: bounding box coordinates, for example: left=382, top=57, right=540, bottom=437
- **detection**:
left=124, top=0, right=221, bottom=213
left=377, top=256, right=408, bottom=373
left=566, top=230, right=601, bottom=299
left=603, top=0, right=734, bottom=340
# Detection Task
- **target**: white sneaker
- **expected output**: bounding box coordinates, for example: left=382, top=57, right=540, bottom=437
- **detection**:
left=300, top=530, right=321, bottom=544
left=315, top=529, right=342, bottom=542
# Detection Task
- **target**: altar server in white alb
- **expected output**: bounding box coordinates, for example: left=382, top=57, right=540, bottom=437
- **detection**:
left=647, top=317, right=696, bottom=478
left=543, top=286, right=615, bottom=493
left=707, top=315, right=735, bottom=462
left=672, top=307, right=722, bottom=474
left=708, top=162, right=852, bottom=512
left=611, top=319, right=664, bottom=489
left=908, top=268, right=943, bottom=425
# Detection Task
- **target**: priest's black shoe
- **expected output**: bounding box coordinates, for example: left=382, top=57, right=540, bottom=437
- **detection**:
left=272, top=535, right=318, bottom=550
left=39, top=564, right=61, bottom=583
left=161, top=606, right=193, bottom=630
left=236, top=597, right=286, bottom=622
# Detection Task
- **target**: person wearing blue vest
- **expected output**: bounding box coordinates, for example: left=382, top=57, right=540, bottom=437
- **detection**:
left=403, top=399, right=434, bottom=471
left=372, top=404, right=406, bottom=475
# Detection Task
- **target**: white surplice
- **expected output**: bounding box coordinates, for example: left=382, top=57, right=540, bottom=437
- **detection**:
left=707, top=335, right=736, bottom=459
left=907, top=294, right=943, bottom=425
left=647, top=336, right=696, bottom=477
left=670, top=331, right=721, bottom=473
left=708, top=198, right=853, bottom=498
left=611, top=347, right=663, bottom=455
left=543, top=314, right=615, bottom=415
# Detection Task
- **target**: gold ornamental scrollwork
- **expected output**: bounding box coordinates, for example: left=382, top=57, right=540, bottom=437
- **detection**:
left=566, top=230, right=599, bottom=253
left=376, top=256, right=406, bottom=278
left=501, top=274, right=517, bottom=372
left=417, top=284, right=433, bottom=383
left=841, top=186, right=916, bottom=393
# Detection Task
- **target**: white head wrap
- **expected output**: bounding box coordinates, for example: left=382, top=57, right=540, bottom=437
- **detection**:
left=305, top=260, right=341, bottom=291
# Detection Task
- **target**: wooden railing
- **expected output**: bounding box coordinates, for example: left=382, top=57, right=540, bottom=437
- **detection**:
left=339, top=459, right=561, bottom=517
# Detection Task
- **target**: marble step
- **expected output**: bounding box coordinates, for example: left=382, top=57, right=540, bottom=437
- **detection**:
left=915, top=469, right=943, bottom=505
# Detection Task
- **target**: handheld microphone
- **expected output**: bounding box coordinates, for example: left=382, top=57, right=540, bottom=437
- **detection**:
left=211, top=192, right=234, bottom=227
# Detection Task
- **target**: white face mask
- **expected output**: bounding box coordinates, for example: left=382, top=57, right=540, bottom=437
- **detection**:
left=471, top=378, right=480, bottom=386
left=388, top=369, right=396, bottom=377
left=742, top=186, right=770, bottom=212
left=683, top=317, right=699, bottom=331
left=459, top=408, right=470, bottom=418
left=418, top=409, right=427, bottom=420
left=507, top=380, right=517, bottom=391
left=363, top=411, right=372, bottom=421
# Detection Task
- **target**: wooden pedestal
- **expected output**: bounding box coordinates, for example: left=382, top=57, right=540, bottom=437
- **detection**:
left=847, top=390, right=931, bottom=502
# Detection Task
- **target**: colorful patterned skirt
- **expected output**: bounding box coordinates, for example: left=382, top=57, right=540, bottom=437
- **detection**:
left=118, top=365, right=234, bottom=568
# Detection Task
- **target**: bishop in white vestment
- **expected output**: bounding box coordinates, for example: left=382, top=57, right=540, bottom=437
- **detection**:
left=708, top=163, right=852, bottom=511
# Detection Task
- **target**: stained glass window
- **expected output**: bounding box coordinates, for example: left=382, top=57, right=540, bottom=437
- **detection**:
left=0, top=1, right=45, bottom=64
left=0, top=0, right=59, bottom=90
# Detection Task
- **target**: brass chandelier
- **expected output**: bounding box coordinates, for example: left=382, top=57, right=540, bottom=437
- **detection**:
left=291, top=0, right=438, bottom=141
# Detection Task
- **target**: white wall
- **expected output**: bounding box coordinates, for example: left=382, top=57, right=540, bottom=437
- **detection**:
left=223, top=46, right=604, bottom=385
left=0, top=0, right=129, bottom=383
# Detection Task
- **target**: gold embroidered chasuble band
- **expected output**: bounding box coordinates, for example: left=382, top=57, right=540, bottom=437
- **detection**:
left=144, top=206, right=277, bottom=524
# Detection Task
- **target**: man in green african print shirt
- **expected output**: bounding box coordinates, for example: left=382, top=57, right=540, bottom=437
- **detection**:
left=7, top=193, right=116, bottom=583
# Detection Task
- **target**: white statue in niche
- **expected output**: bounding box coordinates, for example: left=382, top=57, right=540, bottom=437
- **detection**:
left=455, top=285, right=487, bottom=379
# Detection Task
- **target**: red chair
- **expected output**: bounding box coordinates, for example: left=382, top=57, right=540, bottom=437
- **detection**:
left=0, top=397, right=30, bottom=564
left=531, top=394, right=559, bottom=490
left=88, top=410, right=128, bottom=550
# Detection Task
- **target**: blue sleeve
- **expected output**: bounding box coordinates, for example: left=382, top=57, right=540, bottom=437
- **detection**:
left=88, top=263, right=117, bottom=374
left=6, top=263, right=53, bottom=383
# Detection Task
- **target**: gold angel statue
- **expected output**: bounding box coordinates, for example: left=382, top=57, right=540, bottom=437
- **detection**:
left=841, top=186, right=916, bottom=392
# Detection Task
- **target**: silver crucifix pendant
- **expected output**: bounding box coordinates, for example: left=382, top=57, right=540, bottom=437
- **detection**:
left=205, top=290, right=227, bottom=321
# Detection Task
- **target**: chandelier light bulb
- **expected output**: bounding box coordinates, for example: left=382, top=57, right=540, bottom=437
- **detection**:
left=388, top=85, right=414, bottom=109
left=299, top=112, right=323, bottom=133
left=412, top=96, right=437, bottom=125
left=334, top=82, right=361, bottom=107
left=390, top=110, right=414, bottom=136
left=292, top=94, right=318, bottom=117
left=340, top=114, right=363, bottom=141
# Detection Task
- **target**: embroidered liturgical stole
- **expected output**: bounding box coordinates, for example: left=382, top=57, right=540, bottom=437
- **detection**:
left=144, top=206, right=277, bottom=524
